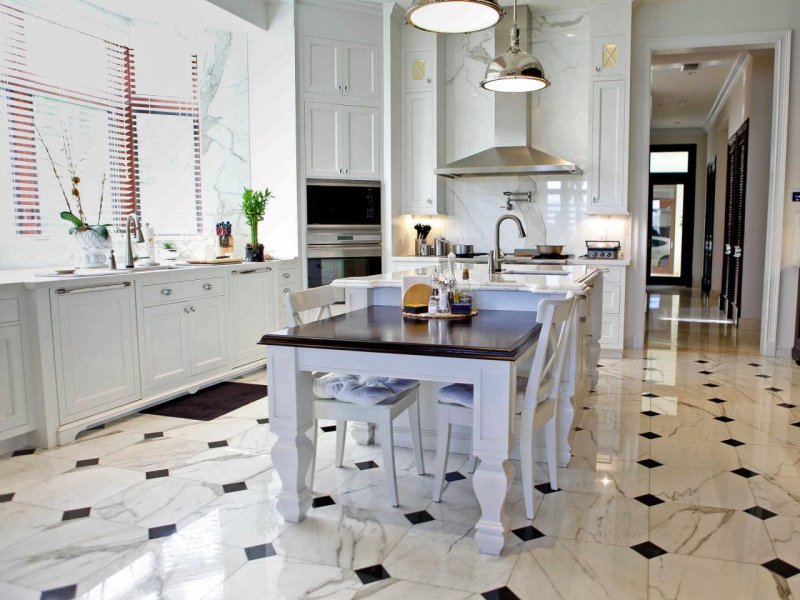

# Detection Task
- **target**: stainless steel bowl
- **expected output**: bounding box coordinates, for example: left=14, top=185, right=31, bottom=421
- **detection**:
left=535, top=244, right=565, bottom=256
left=453, top=244, right=474, bottom=256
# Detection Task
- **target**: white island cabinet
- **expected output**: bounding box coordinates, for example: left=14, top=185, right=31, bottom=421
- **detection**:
left=0, top=259, right=298, bottom=450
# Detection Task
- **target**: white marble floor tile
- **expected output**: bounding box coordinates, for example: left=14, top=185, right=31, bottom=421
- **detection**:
left=12, top=465, right=144, bottom=511
left=100, top=437, right=209, bottom=472
left=0, top=501, right=62, bottom=551
left=507, top=537, right=648, bottom=600
left=164, top=418, right=258, bottom=443
left=0, top=454, right=75, bottom=495
left=93, top=476, right=223, bottom=529
left=382, top=520, right=521, bottom=594
left=0, top=517, right=146, bottom=591
left=109, top=414, right=199, bottom=434
left=649, top=466, right=756, bottom=510
left=649, top=502, right=776, bottom=565
left=648, top=438, right=742, bottom=470
left=170, top=447, right=272, bottom=485
left=569, top=429, right=649, bottom=462
left=427, top=480, right=530, bottom=530
left=351, top=578, right=475, bottom=599
left=727, top=419, right=800, bottom=448
left=577, top=408, right=646, bottom=433
left=201, top=556, right=361, bottom=600
left=748, top=475, right=800, bottom=517
left=532, top=490, right=649, bottom=547
left=649, top=415, right=731, bottom=441
left=42, top=430, right=143, bottom=461
left=226, top=423, right=276, bottom=454
left=737, top=444, right=800, bottom=479
left=764, top=515, right=800, bottom=569
left=546, top=460, right=650, bottom=499
left=223, top=397, right=268, bottom=420
left=0, top=581, right=39, bottom=600
left=648, top=553, right=793, bottom=600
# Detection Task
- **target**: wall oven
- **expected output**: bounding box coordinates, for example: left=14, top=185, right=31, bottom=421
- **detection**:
left=306, top=180, right=383, bottom=288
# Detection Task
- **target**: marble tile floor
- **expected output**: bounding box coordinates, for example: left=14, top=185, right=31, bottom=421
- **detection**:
left=1, top=345, right=800, bottom=599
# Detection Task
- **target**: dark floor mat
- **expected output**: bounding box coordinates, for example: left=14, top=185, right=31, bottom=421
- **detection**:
left=142, top=382, right=267, bottom=421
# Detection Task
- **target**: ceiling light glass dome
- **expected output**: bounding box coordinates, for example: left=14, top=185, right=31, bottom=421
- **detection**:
left=405, top=0, right=504, bottom=34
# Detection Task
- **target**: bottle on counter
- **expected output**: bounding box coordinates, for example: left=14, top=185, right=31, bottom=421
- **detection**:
left=451, top=267, right=473, bottom=314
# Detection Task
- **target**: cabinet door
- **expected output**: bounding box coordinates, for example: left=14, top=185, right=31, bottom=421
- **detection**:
left=342, top=105, right=380, bottom=180
left=188, top=296, right=227, bottom=377
left=230, top=269, right=272, bottom=367
left=404, top=50, right=433, bottom=92
left=403, top=92, right=437, bottom=214
left=343, top=42, right=379, bottom=99
left=593, top=36, right=626, bottom=78
left=304, top=37, right=342, bottom=95
left=590, top=80, right=626, bottom=213
left=305, top=102, right=344, bottom=178
left=0, top=324, right=28, bottom=433
left=55, top=285, right=140, bottom=420
left=142, top=302, right=190, bottom=391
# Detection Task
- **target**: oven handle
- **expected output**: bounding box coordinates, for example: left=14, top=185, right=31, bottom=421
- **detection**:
left=307, top=245, right=383, bottom=259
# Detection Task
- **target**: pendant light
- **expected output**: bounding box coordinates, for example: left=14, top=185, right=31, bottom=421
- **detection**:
left=480, top=0, right=550, bottom=93
left=405, top=0, right=504, bottom=34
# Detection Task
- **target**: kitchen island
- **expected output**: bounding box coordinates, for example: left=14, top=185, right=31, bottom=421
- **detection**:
left=261, top=264, right=603, bottom=555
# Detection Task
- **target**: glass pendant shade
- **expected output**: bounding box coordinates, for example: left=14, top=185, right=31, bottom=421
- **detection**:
left=405, top=0, right=504, bottom=34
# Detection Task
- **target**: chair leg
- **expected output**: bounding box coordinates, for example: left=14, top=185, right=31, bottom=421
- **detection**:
left=379, top=415, right=399, bottom=507
left=310, top=419, right=318, bottom=492
left=465, top=452, right=478, bottom=474
left=408, top=393, right=425, bottom=475
left=433, top=405, right=451, bottom=503
left=335, top=420, right=347, bottom=468
left=520, top=408, right=536, bottom=520
left=544, top=416, right=559, bottom=491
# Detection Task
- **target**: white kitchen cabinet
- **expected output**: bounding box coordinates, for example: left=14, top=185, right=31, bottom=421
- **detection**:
left=304, top=37, right=379, bottom=100
left=599, top=266, right=626, bottom=356
left=305, top=102, right=379, bottom=180
left=274, top=264, right=301, bottom=330
left=588, top=79, right=627, bottom=214
left=402, top=92, right=442, bottom=215
left=188, top=296, right=227, bottom=376
left=404, top=50, right=434, bottom=92
left=593, top=36, right=626, bottom=78
left=230, top=267, right=274, bottom=367
left=142, top=302, right=190, bottom=390
left=53, top=283, right=140, bottom=422
left=0, top=323, right=28, bottom=434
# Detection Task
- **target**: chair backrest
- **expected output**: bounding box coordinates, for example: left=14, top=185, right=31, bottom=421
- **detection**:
left=521, top=295, right=577, bottom=410
left=284, top=285, right=339, bottom=327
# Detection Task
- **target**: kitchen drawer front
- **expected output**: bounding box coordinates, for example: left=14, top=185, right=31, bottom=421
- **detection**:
left=141, top=277, right=225, bottom=306
left=0, top=298, right=20, bottom=324
left=603, top=268, right=623, bottom=284
left=600, top=314, right=622, bottom=348
left=185, top=277, right=225, bottom=299
left=602, top=283, right=622, bottom=315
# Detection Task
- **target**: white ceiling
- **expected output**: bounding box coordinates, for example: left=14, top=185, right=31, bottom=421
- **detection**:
left=650, top=50, right=743, bottom=130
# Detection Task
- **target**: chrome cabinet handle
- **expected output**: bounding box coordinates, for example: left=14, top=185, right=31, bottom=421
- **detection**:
left=184, top=306, right=191, bottom=314
left=283, top=288, right=291, bottom=294
left=190, top=305, right=196, bottom=312
left=343, top=85, right=348, bottom=92
left=595, top=66, right=602, bottom=72
left=592, top=197, right=599, bottom=204
left=161, top=288, right=173, bottom=296
left=426, top=78, right=431, bottom=83
left=282, top=272, right=291, bottom=279
left=56, top=282, right=130, bottom=295
left=338, top=85, right=343, bottom=91
left=203, top=283, right=213, bottom=290
left=426, top=198, right=432, bottom=204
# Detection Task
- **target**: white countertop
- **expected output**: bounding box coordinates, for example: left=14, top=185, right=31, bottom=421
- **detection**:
left=333, top=264, right=602, bottom=293
left=393, top=255, right=631, bottom=267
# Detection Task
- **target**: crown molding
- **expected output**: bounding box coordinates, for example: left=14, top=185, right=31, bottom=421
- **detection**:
left=704, top=52, right=751, bottom=133
left=297, top=0, right=382, bottom=16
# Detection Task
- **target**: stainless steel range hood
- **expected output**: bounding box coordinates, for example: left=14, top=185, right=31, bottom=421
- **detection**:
left=435, top=4, right=580, bottom=179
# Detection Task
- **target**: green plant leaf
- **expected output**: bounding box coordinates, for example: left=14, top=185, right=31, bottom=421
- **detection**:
left=60, top=211, right=84, bottom=227
left=89, top=224, right=109, bottom=240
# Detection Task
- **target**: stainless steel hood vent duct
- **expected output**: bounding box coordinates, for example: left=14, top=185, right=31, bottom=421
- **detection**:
left=435, top=4, right=580, bottom=178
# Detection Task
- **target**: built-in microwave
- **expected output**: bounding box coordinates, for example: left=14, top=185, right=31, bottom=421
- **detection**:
left=306, top=179, right=381, bottom=226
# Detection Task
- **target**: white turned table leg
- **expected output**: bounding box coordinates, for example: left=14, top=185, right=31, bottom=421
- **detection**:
left=267, top=346, right=314, bottom=523
left=471, top=362, right=515, bottom=556
left=557, top=390, right=575, bottom=468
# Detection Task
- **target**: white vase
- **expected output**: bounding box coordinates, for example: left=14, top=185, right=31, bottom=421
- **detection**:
left=73, top=229, right=111, bottom=269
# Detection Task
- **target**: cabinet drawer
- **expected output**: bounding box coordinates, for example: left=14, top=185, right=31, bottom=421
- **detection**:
left=141, top=277, right=225, bottom=306
left=0, top=298, right=19, bottom=324
left=277, top=269, right=300, bottom=285
left=602, top=283, right=622, bottom=315
left=186, top=277, right=225, bottom=298
left=276, top=282, right=302, bottom=314
left=603, top=268, right=623, bottom=284
left=600, top=315, right=622, bottom=348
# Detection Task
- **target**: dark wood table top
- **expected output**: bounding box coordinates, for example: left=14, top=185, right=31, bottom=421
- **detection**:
left=259, top=306, right=541, bottom=361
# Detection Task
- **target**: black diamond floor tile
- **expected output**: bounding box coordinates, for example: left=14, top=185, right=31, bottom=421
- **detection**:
left=445, top=471, right=466, bottom=482
left=482, top=586, right=521, bottom=600
left=40, top=584, right=78, bottom=600
left=245, top=543, right=277, bottom=560
left=320, top=425, right=337, bottom=433
left=696, top=360, right=709, bottom=364
left=208, top=440, right=228, bottom=448
left=144, top=432, right=164, bottom=440
left=748, top=363, right=762, bottom=367
left=638, top=459, right=663, bottom=469
left=597, top=364, right=605, bottom=368
left=744, top=506, right=778, bottom=520
left=722, top=439, right=745, bottom=447
left=762, top=558, right=800, bottom=579
left=535, top=482, right=559, bottom=495
left=355, top=460, right=379, bottom=471
left=731, top=467, right=759, bottom=479
left=75, top=458, right=99, bottom=468
left=642, top=393, right=660, bottom=398
left=146, top=469, right=169, bottom=480
left=12, top=447, right=35, bottom=457
left=777, top=403, right=797, bottom=409
left=792, top=422, right=800, bottom=429
left=641, top=410, right=661, bottom=417
left=631, top=541, right=668, bottom=559
left=512, top=525, right=545, bottom=542
left=698, top=370, right=714, bottom=375
left=766, top=387, right=784, bottom=393
left=62, top=507, right=91, bottom=521
left=405, top=510, right=435, bottom=525
left=640, top=431, right=661, bottom=440
left=756, top=374, right=771, bottom=378
left=148, top=524, right=177, bottom=540
left=0, top=493, right=13, bottom=502
left=223, top=482, right=247, bottom=493
left=574, top=426, right=584, bottom=431
left=703, top=383, right=720, bottom=388
left=635, top=494, right=665, bottom=507
left=354, top=564, right=391, bottom=585
left=257, top=418, right=269, bottom=425
left=714, top=416, right=734, bottom=423
left=708, top=397, right=727, bottom=404
left=312, top=495, right=336, bottom=508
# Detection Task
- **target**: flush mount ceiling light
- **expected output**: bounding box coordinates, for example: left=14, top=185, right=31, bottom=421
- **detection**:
left=405, top=0, right=504, bottom=34
left=480, top=0, right=550, bottom=93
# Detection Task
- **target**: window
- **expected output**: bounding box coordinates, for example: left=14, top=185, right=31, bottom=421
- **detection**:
left=0, top=2, right=203, bottom=238
left=650, top=151, right=690, bottom=174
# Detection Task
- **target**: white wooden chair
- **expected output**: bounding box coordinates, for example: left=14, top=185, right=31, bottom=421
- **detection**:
left=284, top=286, right=425, bottom=507
left=433, top=296, right=576, bottom=520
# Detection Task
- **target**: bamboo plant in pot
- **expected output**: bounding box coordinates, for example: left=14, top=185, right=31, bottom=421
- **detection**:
left=241, top=187, right=272, bottom=262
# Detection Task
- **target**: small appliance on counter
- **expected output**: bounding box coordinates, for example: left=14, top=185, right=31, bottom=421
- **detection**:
left=583, top=240, right=622, bottom=260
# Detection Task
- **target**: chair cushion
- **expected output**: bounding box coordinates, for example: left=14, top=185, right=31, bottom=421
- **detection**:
left=438, top=376, right=532, bottom=409
left=313, top=373, right=418, bottom=406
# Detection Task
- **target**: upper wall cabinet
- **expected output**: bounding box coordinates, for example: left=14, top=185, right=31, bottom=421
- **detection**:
left=590, top=80, right=627, bottom=214
left=593, top=35, right=627, bottom=78
left=305, top=102, right=380, bottom=180
left=404, top=50, right=434, bottom=92
left=304, top=37, right=380, bottom=101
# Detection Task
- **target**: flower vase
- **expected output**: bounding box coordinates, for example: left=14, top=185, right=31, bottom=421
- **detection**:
left=73, top=229, right=111, bottom=269
left=245, top=243, right=265, bottom=262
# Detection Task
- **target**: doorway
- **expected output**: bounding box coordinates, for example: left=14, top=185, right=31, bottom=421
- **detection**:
left=646, top=144, right=696, bottom=287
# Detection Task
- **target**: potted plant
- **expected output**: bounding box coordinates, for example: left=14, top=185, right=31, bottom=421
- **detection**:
left=38, top=126, right=111, bottom=268
left=161, top=241, right=179, bottom=262
left=241, top=187, right=273, bottom=262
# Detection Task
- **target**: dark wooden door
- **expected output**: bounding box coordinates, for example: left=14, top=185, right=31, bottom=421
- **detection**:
left=701, top=160, right=716, bottom=294
left=720, top=121, right=749, bottom=323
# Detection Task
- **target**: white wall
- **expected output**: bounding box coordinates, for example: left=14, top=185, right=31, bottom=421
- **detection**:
left=630, top=0, right=800, bottom=354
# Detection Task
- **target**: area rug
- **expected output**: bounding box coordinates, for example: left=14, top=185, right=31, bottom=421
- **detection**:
left=142, top=382, right=267, bottom=421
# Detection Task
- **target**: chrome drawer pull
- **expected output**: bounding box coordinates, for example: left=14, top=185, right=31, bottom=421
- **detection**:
left=56, top=282, right=131, bottom=295
left=162, top=288, right=173, bottom=296
left=282, top=272, right=291, bottom=279
left=283, top=288, right=291, bottom=294
left=203, top=283, right=214, bottom=291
